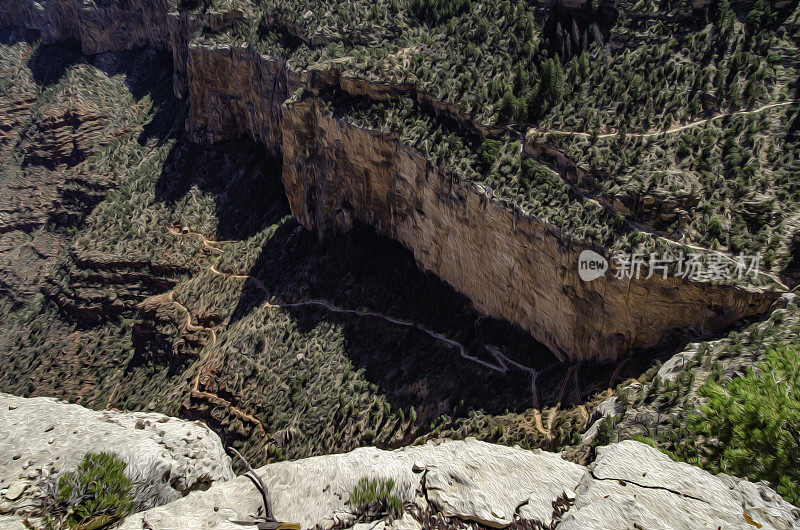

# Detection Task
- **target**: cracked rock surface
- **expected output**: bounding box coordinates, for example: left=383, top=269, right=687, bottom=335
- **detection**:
left=0, top=393, right=233, bottom=519
left=119, top=438, right=799, bottom=530
left=121, top=438, right=584, bottom=529
left=560, top=441, right=800, bottom=530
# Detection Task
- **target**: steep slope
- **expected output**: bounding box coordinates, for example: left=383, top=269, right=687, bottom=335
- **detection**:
left=0, top=0, right=797, bottom=479
left=1, top=0, right=790, bottom=363
left=0, top=33, right=615, bottom=470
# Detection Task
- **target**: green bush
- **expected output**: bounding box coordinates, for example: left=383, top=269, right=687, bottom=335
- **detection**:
left=42, top=452, right=135, bottom=529
left=349, top=477, right=403, bottom=521
left=477, top=139, right=501, bottom=172
left=685, top=344, right=800, bottom=505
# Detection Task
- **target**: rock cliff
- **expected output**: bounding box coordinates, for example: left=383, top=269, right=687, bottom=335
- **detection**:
left=0, top=393, right=233, bottom=520
left=281, top=97, right=779, bottom=362
left=0, top=0, right=785, bottom=361
left=3, top=396, right=796, bottom=529
left=118, top=437, right=800, bottom=529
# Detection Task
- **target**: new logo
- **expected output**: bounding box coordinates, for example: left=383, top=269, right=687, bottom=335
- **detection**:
left=578, top=249, right=608, bottom=282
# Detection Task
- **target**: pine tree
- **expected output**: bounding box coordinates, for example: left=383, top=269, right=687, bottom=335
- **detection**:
left=686, top=344, right=800, bottom=505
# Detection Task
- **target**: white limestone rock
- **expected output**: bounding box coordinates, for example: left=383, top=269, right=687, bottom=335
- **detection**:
left=0, top=393, right=233, bottom=516
left=121, top=438, right=584, bottom=529
left=0, top=515, right=27, bottom=530
left=5, top=395, right=791, bottom=530
left=120, top=439, right=800, bottom=530
left=559, top=440, right=800, bottom=530
left=580, top=395, right=621, bottom=443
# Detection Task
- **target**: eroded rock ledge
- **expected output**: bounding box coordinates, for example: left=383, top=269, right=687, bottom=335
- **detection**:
left=0, top=393, right=233, bottom=519
left=3, top=396, right=796, bottom=529
left=118, top=438, right=800, bottom=529
left=0, top=0, right=784, bottom=361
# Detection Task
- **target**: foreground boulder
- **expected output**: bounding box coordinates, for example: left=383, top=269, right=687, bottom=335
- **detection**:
left=120, top=438, right=799, bottom=530
left=0, top=393, right=233, bottom=519
left=559, top=441, right=799, bottom=530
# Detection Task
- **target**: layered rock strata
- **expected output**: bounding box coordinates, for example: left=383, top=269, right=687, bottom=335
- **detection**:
left=0, top=0, right=785, bottom=361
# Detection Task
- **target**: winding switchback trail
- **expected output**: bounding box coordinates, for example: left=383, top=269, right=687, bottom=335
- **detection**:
left=168, top=228, right=549, bottom=408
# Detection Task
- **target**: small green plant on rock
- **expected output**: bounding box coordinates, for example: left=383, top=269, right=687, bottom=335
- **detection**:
left=348, top=477, right=403, bottom=522
left=40, top=452, right=135, bottom=529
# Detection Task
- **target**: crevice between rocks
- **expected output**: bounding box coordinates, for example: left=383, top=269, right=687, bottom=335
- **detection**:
left=589, top=469, right=709, bottom=504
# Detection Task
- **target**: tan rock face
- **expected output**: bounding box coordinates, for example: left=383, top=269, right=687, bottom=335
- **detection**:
left=0, top=0, right=784, bottom=362
left=281, top=99, right=779, bottom=362
left=184, top=43, right=289, bottom=155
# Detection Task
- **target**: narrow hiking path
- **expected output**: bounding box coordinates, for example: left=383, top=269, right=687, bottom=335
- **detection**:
left=169, top=227, right=552, bottom=411
left=167, top=291, right=217, bottom=347
left=528, top=100, right=796, bottom=140
left=157, top=224, right=628, bottom=444
left=207, top=263, right=544, bottom=381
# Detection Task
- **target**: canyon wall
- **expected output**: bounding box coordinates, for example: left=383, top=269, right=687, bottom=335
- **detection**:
left=0, top=0, right=783, bottom=362
left=281, top=99, right=778, bottom=361
left=0, top=0, right=170, bottom=53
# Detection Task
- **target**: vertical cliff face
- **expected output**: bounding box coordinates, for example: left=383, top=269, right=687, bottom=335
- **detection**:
left=280, top=99, right=779, bottom=362
left=0, top=0, right=784, bottom=362
left=184, top=43, right=291, bottom=155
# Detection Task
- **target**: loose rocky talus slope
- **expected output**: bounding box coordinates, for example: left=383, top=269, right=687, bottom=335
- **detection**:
left=119, top=437, right=800, bottom=529
left=0, top=393, right=234, bottom=521
left=0, top=0, right=785, bottom=361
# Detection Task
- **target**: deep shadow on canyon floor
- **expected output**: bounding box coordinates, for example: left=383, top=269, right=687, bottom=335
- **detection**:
left=0, top=34, right=772, bottom=468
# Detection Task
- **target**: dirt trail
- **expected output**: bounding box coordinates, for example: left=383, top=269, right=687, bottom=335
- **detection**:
left=167, top=291, right=217, bottom=347
left=208, top=264, right=539, bottom=379
left=169, top=228, right=550, bottom=408
left=530, top=100, right=796, bottom=140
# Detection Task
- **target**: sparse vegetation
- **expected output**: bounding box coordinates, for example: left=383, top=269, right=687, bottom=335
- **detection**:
left=348, top=477, right=403, bottom=521
left=39, top=452, right=135, bottom=529
left=0, top=38, right=609, bottom=471
left=679, top=343, right=800, bottom=505
left=1, top=0, right=799, bottom=506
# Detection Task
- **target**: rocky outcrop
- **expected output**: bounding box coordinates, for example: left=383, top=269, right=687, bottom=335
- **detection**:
left=0, top=0, right=786, bottom=361
left=118, top=438, right=800, bottom=529
left=0, top=393, right=234, bottom=519
left=580, top=292, right=800, bottom=451
left=2, top=395, right=796, bottom=529
left=560, top=441, right=800, bottom=530
left=20, top=108, right=109, bottom=168
left=43, top=250, right=188, bottom=322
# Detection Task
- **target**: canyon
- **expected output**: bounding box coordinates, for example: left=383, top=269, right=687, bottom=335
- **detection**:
left=0, top=0, right=785, bottom=363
